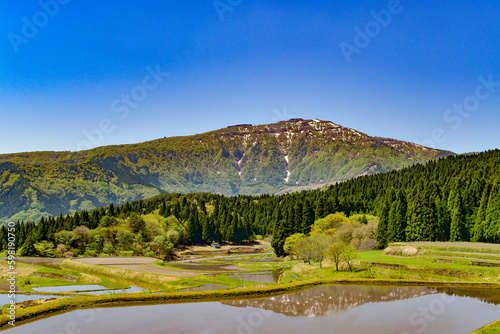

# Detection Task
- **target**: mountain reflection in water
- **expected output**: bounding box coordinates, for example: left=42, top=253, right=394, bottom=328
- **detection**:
left=223, top=285, right=437, bottom=317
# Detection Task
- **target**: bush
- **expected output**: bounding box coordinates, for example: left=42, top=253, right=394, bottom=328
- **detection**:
left=310, top=213, right=350, bottom=235
left=34, top=241, right=55, bottom=257
left=166, top=230, right=180, bottom=246
left=84, top=250, right=98, bottom=257
left=73, top=226, right=92, bottom=253
left=103, top=243, right=115, bottom=255
left=55, top=244, right=68, bottom=258
left=283, top=233, right=306, bottom=256
left=128, top=213, right=146, bottom=234
left=359, top=238, right=377, bottom=250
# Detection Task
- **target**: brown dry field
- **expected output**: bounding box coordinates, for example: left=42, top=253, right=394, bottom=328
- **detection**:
left=104, top=264, right=202, bottom=278
left=171, top=264, right=249, bottom=272
left=0, top=284, right=21, bottom=291
left=187, top=239, right=271, bottom=254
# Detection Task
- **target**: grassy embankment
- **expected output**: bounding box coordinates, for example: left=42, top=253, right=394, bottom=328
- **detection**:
left=473, top=319, right=500, bottom=334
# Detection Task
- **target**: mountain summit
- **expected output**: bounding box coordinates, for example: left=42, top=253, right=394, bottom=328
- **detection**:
left=0, top=118, right=453, bottom=223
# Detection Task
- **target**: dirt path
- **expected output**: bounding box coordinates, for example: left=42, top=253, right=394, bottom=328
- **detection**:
left=172, top=264, right=249, bottom=272
left=74, top=257, right=157, bottom=265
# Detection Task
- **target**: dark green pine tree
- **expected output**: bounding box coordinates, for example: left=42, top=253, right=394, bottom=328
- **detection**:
left=376, top=189, right=394, bottom=247
left=315, top=195, right=327, bottom=219
left=422, top=189, right=439, bottom=241
left=437, top=196, right=451, bottom=241
left=37, top=217, right=48, bottom=241
left=212, top=202, right=222, bottom=242
left=472, top=184, right=491, bottom=242
left=159, top=202, right=167, bottom=216
left=73, top=212, right=81, bottom=228
left=285, top=205, right=294, bottom=235
left=108, top=203, right=115, bottom=216
left=234, top=215, right=248, bottom=243
left=271, top=208, right=286, bottom=256
left=406, top=188, right=425, bottom=242
left=171, top=201, right=181, bottom=218
left=387, top=189, right=407, bottom=243
left=484, top=183, right=500, bottom=243
left=293, top=202, right=303, bottom=234
left=192, top=210, right=203, bottom=244
left=186, top=212, right=195, bottom=244
left=201, top=215, right=211, bottom=243
left=0, top=225, right=7, bottom=251
left=328, top=196, right=339, bottom=214
left=450, top=193, right=466, bottom=242
left=180, top=203, right=190, bottom=221
left=224, top=213, right=237, bottom=242
left=20, top=236, right=38, bottom=257
left=301, top=200, right=314, bottom=235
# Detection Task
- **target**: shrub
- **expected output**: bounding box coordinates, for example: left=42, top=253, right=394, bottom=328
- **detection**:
left=359, top=238, right=377, bottom=250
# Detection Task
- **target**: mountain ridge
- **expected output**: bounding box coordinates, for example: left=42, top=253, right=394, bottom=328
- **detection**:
left=0, top=118, right=453, bottom=223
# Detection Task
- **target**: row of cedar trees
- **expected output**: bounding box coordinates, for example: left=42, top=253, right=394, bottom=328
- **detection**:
left=1, top=149, right=499, bottom=255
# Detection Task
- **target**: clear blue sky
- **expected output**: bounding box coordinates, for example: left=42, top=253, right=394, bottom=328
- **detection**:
left=1, top=0, right=499, bottom=154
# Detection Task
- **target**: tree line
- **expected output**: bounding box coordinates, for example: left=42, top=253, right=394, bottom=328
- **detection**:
left=1, top=149, right=499, bottom=257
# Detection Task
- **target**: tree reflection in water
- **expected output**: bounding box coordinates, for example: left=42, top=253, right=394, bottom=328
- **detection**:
left=225, top=285, right=436, bottom=317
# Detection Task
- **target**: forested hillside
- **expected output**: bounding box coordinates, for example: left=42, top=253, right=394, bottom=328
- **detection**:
left=1, top=149, right=498, bottom=258
left=0, top=119, right=451, bottom=223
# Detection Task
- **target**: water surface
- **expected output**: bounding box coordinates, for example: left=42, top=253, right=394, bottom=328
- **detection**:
left=32, top=284, right=147, bottom=294
left=228, top=270, right=282, bottom=283
left=32, top=285, right=108, bottom=293
left=0, top=294, right=61, bottom=307
left=4, top=285, right=500, bottom=334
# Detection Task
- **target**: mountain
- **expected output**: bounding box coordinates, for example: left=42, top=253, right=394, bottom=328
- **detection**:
left=0, top=118, right=453, bottom=223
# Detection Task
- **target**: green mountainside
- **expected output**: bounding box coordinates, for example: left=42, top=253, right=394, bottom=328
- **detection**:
left=0, top=119, right=452, bottom=223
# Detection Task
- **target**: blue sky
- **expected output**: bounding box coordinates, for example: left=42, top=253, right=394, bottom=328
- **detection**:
left=0, top=0, right=499, bottom=154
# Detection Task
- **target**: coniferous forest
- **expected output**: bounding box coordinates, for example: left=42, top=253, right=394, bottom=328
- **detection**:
left=1, top=149, right=499, bottom=257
